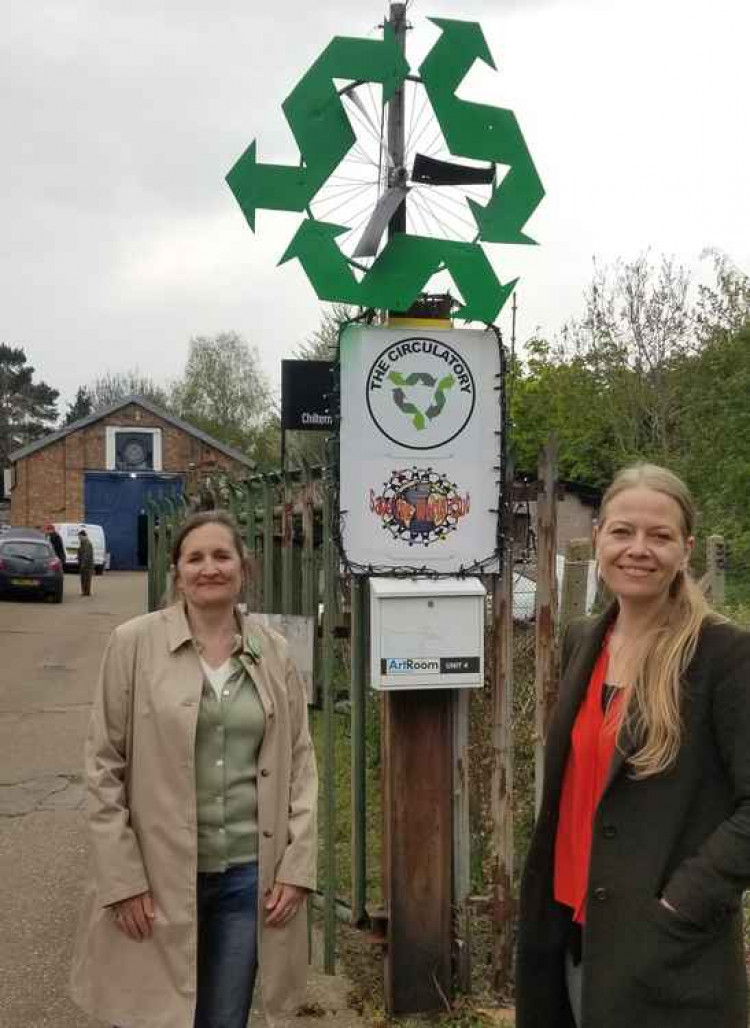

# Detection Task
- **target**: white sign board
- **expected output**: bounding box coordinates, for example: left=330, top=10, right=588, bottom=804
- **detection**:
left=340, top=325, right=501, bottom=573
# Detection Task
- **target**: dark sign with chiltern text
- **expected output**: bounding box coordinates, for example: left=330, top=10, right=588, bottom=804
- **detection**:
left=281, top=360, right=334, bottom=431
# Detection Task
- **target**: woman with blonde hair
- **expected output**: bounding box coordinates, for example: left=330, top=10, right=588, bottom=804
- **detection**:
left=71, top=509, right=317, bottom=1028
left=517, top=464, right=750, bottom=1028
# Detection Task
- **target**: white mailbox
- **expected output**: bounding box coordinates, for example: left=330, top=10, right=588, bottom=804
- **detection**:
left=369, top=577, right=486, bottom=691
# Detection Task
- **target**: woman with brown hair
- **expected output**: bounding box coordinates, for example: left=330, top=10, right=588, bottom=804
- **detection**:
left=517, top=464, right=750, bottom=1028
left=71, top=510, right=317, bottom=1028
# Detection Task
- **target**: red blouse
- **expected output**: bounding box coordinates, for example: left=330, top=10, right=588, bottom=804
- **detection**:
left=554, top=641, right=624, bottom=924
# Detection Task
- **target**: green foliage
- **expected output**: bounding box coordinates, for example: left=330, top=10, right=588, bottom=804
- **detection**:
left=0, top=343, right=59, bottom=463
left=88, top=369, right=171, bottom=412
left=511, top=252, right=750, bottom=566
left=63, top=385, right=94, bottom=425
left=294, top=303, right=352, bottom=360
left=170, top=332, right=277, bottom=466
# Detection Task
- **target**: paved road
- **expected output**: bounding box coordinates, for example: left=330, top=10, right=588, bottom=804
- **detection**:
left=0, top=572, right=147, bottom=1028
left=0, top=572, right=360, bottom=1028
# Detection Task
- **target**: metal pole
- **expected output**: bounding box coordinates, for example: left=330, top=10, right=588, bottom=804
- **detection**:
left=322, top=465, right=337, bottom=973
left=386, top=3, right=408, bottom=240
left=350, top=575, right=368, bottom=926
left=490, top=460, right=515, bottom=992
left=262, top=477, right=274, bottom=613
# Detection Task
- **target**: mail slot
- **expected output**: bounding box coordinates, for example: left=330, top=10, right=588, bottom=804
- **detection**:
left=369, top=577, right=485, bottom=690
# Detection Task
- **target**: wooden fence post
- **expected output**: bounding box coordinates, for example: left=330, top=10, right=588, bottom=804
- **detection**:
left=559, top=538, right=593, bottom=634
left=534, top=440, right=558, bottom=816
left=453, top=684, right=472, bottom=993
left=705, top=535, right=726, bottom=606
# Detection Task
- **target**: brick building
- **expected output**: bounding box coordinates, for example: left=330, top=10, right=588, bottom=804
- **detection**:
left=8, top=396, right=254, bottom=569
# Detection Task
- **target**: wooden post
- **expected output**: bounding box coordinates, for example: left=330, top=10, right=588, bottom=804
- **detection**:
left=705, top=535, right=726, bottom=606
left=383, top=689, right=453, bottom=1015
left=559, top=538, right=593, bottom=634
left=490, top=464, right=515, bottom=992
left=534, top=440, right=559, bottom=816
left=453, top=687, right=472, bottom=993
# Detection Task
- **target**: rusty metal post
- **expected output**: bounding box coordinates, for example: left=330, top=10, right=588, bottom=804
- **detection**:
left=490, top=463, right=515, bottom=993
left=534, top=439, right=559, bottom=815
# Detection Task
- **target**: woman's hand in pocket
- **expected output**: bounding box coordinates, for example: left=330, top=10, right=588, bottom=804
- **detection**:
left=109, top=891, right=155, bottom=941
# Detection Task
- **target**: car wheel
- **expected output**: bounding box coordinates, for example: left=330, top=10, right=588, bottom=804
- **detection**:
left=52, top=588, right=63, bottom=604
left=95, top=565, right=104, bottom=576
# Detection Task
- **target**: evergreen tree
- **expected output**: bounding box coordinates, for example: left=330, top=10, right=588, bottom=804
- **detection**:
left=64, top=385, right=94, bottom=425
left=0, top=344, right=59, bottom=463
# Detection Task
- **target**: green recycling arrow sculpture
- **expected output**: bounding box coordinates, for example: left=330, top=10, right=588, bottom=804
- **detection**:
left=279, top=220, right=517, bottom=323
left=419, top=18, right=545, bottom=245
left=227, top=29, right=409, bottom=230
left=227, top=14, right=543, bottom=322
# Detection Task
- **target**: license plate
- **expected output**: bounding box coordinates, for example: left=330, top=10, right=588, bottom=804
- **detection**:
left=10, top=578, right=39, bottom=587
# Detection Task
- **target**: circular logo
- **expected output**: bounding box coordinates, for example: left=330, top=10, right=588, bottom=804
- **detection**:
left=369, top=467, right=471, bottom=547
left=366, top=337, right=476, bottom=450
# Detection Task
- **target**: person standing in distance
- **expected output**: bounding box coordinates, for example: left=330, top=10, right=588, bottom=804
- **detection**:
left=46, top=523, right=66, bottom=565
left=78, top=529, right=94, bottom=596
left=71, top=510, right=317, bottom=1028
left=516, top=463, right=750, bottom=1028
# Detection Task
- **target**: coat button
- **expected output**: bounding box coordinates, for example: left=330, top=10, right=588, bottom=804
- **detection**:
left=593, top=887, right=609, bottom=902
left=602, top=824, right=617, bottom=839
left=261, top=769, right=270, bottom=777
left=263, top=830, right=273, bottom=838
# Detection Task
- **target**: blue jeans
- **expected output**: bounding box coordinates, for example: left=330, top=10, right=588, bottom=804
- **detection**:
left=194, top=861, right=259, bottom=1028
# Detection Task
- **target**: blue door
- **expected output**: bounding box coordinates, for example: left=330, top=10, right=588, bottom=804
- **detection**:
left=84, top=473, right=184, bottom=570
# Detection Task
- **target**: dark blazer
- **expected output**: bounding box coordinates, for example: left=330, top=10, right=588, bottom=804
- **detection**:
left=516, top=606, right=750, bottom=1028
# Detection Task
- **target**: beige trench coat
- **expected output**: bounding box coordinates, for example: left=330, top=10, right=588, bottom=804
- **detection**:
left=70, top=603, right=318, bottom=1028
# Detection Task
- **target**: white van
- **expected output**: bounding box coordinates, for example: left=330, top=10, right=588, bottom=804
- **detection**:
left=54, top=523, right=109, bottom=575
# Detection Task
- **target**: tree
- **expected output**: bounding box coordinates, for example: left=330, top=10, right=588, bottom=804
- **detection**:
left=561, top=253, right=695, bottom=466
left=64, top=386, right=94, bottom=425
left=170, top=332, right=276, bottom=464
left=88, top=370, right=171, bottom=412
left=695, top=248, right=750, bottom=344
left=294, top=303, right=353, bottom=360
left=0, top=344, right=59, bottom=464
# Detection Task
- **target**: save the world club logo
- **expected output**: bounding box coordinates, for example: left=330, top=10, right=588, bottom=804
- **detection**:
left=366, top=337, right=476, bottom=450
left=369, top=467, right=470, bottom=546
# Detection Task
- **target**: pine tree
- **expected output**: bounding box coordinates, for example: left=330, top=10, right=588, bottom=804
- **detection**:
left=63, top=386, right=94, bottom=425
left=0, top=344, right=59, bottom=464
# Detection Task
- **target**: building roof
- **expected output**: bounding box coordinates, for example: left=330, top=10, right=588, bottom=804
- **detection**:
left=8, top=395, right=255, bottom=469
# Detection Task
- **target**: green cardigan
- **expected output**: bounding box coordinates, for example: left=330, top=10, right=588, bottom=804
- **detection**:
left=195, top=661, right=265, bottom=872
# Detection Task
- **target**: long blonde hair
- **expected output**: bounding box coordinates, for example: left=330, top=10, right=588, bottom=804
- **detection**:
left=600, top=464, right=713, bottom=778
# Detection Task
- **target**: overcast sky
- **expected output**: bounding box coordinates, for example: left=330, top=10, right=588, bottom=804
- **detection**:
left=3, top=0, right=748, bottom=413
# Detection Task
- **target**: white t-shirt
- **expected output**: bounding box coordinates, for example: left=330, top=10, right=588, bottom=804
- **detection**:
left=199, top=656, right=236, bottom=701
